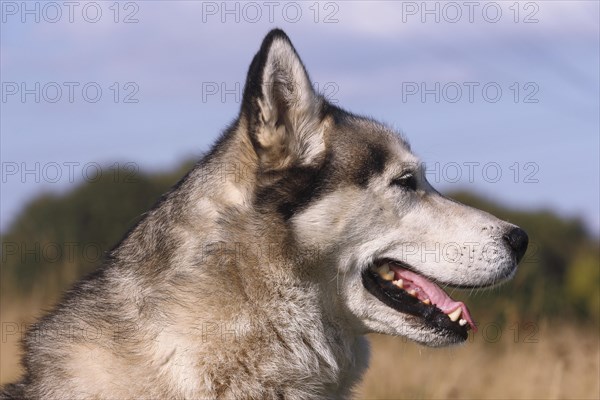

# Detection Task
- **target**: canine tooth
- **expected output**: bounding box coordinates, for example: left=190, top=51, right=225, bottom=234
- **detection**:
left=376, top=263, right=390, bottom=274
left=459, top=319, right=467, bottom=326
left=376, top=263, right=394, bottom=281
left=447, top=307, right=462, bottom=322
left=407, top=289, right=417, bottom=297
left=382, top=271, right=395, bottom=281
left=422, top=298, right=431, bottom=305
left=392, top=279, right=404, bottom=288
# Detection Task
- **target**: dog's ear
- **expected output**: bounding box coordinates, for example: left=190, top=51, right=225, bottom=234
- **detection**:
left=241, top=29, right=325, bottom=170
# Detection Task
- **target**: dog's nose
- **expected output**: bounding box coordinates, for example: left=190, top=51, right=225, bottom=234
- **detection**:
left=503, top=227, right=529, bottom=263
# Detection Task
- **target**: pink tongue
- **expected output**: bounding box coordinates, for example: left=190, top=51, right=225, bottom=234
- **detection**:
left=392, top=267, right=477, bottom=332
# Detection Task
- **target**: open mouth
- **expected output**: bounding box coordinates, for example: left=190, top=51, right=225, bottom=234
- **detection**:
left=362, top=260, right=477, bottom=341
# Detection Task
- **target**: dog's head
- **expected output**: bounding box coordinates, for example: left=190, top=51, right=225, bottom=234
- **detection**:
left=238, top=30, right=528, bottom=346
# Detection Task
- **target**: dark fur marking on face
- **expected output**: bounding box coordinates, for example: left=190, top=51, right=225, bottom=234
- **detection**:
left=353, top=143, right=389, bottom=187
left=254, top=135, right=390, bottom=221
left=253, top=107, right=394, bottom=221
left=254, top=151, right=333, bottom=221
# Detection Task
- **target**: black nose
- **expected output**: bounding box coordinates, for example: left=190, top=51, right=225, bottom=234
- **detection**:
left=503, top=227, right=529, bottom=263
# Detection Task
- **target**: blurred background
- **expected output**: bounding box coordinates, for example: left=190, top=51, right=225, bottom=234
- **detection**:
left=1, top=1, right=598, bottom=399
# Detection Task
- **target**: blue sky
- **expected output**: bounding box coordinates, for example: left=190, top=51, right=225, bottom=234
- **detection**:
left=1, top=1, right=599, bottom=235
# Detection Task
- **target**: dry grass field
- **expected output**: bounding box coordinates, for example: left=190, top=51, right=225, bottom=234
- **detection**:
left=359, top=322, right=599, bottom=399
left=2, top=301, right=598, bottom=399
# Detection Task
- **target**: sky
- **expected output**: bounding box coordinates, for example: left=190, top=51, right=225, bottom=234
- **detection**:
left=1, top=1, right=599, bottom=236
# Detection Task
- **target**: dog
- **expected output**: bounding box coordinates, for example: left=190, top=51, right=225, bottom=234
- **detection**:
left=2, top=29, right=528, bottom=399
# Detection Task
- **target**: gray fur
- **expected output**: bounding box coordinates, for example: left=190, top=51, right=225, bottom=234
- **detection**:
left=1, top=29, right=526, bottom=399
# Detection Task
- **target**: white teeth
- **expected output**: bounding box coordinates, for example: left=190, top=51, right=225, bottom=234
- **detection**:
left=459, top=319, right=467, bottom=326
left=422, top=298, right=431, bottom=305
left=376, top=263, right=395, bottom=281
left=407, top=289, right=417, bottom=297
left=392, top=279, right=404, bottom=288
left=447, top=307, right=462, bottom=322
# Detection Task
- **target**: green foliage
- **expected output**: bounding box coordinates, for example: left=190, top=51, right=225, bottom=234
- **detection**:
left=1, top=165, right=598, bottom=324
left=565, top=247, right=600, bottom=320
left=1, top=161, right=194, bottom=298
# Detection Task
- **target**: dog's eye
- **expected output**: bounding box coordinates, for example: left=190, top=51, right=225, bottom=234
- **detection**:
left=391, top=174, right=417, bottom=191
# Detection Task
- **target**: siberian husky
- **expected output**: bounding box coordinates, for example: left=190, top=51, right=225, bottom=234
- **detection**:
left=2, top=29, right=528, bottom=399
